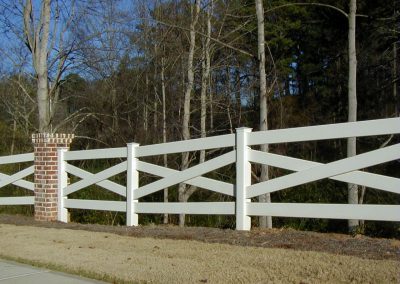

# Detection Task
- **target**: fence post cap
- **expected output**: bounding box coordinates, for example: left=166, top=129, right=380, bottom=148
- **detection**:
left=235, top=127, right=252, bottom=132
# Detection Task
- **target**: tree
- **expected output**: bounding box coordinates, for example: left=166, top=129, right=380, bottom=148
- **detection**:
left=178, top=0, right=201, bottom=227
left=347, top=0, right=358, bottom=233
left=23, top=0, right=52, bottom=132
left=256, top=0, right=272, bottom=228
left=200, top=0, right=212, bottom=164
left=0, top=0, right=97, bottom=133
left=76, top=0, right=133, bottom=144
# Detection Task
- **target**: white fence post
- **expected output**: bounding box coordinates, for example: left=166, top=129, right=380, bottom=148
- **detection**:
left=57, top=147, right=68, bottom=223
left=127, top=143, right=140, bottom=226
left=236, top=127, right=252, bottom=231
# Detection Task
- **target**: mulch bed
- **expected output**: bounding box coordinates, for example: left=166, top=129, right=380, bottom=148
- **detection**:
left=0, top=214, right=398, bottom=261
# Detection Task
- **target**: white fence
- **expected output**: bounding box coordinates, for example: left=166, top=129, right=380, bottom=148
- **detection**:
left=0, top=118, right=399, bottom=230
left=0, top=153, right=34, bottom=205
left=55, top=117, right=400, bottom=230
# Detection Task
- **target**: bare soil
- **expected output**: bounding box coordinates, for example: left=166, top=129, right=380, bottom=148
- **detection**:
left=0, top=214, right=398, bottom=261
left=0, top=214, right=399, bottom=283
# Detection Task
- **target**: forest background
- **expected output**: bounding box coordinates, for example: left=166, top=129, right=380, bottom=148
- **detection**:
left=0, top=0, right=398, bottom=237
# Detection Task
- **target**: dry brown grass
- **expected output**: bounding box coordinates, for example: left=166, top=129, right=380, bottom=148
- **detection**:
left=0, top=224, right=398, bottom=283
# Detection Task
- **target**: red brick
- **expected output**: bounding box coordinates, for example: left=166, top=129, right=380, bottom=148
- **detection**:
left=32, top=133, right=74, bottom=221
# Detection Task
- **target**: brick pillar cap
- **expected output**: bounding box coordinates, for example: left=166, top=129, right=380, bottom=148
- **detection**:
left=32, top=133, right=75, bottom=144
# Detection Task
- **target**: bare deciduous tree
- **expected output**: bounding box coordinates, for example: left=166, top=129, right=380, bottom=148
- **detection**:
left=178, top=0, right=201, bottom=227
left=23, top=0, right=52, bottom=132
left=347, top=0, right=358, bottom=233
left=256, top=0, right=272, bottom=229
left=0, top=0, right=95, bottom=133
left=200, top=0, right=212, bottom=164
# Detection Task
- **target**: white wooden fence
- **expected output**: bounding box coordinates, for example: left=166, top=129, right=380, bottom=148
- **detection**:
left=0, top=153, right=34, bottom=205
left=55, top=117, right=400, bottom=230
left=0, top=117, right=399, bottom=230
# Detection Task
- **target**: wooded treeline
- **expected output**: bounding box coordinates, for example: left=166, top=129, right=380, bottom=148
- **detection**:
left=0, top=0, right=398, bottom=236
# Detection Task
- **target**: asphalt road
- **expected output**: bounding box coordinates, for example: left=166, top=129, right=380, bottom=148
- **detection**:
left=0, top=259, right=105, bottom=284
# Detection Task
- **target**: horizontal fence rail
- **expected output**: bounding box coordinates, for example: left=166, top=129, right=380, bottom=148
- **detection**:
left=247, top=117, right=400, bottom=145
left=136, top=202, right=235, bottom=215
left=64, top=147, right=126, bottom=161
left=56, top=118, right=400, bottom=229
left=2, top=118, right=399, bottom=230
left=135, top=134, right=235, bottom=157
left=64, top=199, right=126, bottom=212
left=247, top=203, right=400, bottom=221
left=0, top=196, right=34, bottom=206
left=0, top=153, right=34, bottom=206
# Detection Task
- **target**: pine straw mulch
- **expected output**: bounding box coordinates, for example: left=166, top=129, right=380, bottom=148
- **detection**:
left=0, top=214, right=398, bottom=262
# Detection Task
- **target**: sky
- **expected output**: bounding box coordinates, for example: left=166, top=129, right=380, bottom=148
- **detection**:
left=0, top=0, right=140, bottom=80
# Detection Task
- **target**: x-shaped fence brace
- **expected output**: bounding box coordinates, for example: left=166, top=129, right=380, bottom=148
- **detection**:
left=0, top=166, right=34, bottom=191
left=62, top=144, right=400, bottom=201
left=135, top=151, right=235, bottom=199
left=247, top=143, right=400, bottom=198
left=64, top=162, right=127, bottom=197
left=62, top=151, right=236, bottom=199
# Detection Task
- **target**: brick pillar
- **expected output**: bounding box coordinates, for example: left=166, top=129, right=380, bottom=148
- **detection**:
left=32, top=133, right=74, bottom=221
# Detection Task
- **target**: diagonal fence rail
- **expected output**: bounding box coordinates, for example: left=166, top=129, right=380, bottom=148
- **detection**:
left=0, top=153, right=34, bottom=206
left=244, top=118, right=400, bottom=227
left=58, top=135, right=237, bottom=225
left=1, top=118, right=399, bottom=230
left=56, top=118, right=400, bottom=230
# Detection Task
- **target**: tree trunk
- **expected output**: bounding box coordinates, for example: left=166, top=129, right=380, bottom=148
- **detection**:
left=393, top=39, right=398, bottom=116
left=10, top=119, right=16, bottom=155
left=256, top=0, right=272, bottom=229
left=347, top=0, right=359, bottom=233
left=210, top=75, right=214, bottom=130
left=161, top=56, right=169, bottom=224
left=144, top=74, right=149, bottom=135
left=111, top=88, right=119, bottom=141
left=23, top=0, right=52, bottom=132
left=200, top=0, right=212, bottom=164
left=153, top=44, right=159, bottom=135
left=225, top=66, right=233, bottom=133
left=179, top=0, right=200, bottom=227
left=235, top=69, right=242, bottom=125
